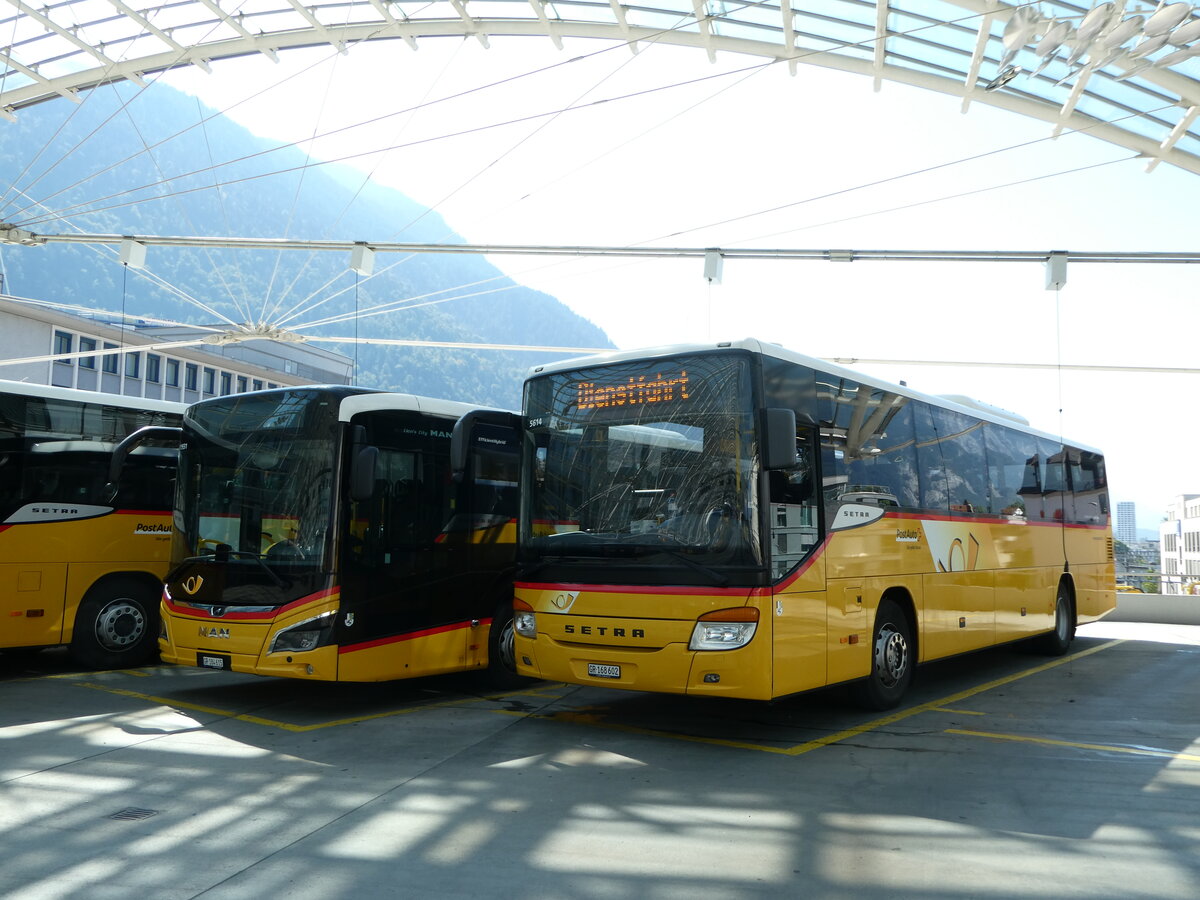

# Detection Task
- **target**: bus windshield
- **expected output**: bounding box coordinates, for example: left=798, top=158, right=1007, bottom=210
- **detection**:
left=522, top=353, right=762, bottom=578
left=177, top=392, right=338, bottom=576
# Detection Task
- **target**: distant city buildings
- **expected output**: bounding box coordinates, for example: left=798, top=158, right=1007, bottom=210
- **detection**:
left=0, top=295, right=351, bottom=400
left=1159, top=494, right=1200, bottom=595
left=1115, top=501, right=1137, bottom=543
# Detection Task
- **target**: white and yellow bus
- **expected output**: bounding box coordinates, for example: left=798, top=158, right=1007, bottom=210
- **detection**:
left=0, top=380, right=182, bottom=667
left=507, top=340, right=1115, bottom=708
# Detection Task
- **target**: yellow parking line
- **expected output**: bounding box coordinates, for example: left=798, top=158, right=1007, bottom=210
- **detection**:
left=66, top=640, right=1125, bottom=746
left=518, top=640, right=1125, bottom=756
left=930, top=707, right=987, bottom=716
left=947, top=728, right=1200, bottom=764
left=775, top=639, right=1124, bottom=756
left=73, top=681, right=525, bottom=732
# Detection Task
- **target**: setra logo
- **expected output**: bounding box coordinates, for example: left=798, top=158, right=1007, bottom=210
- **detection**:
left=199, top=626, right=231, bottom=639
left=181, top=576, right=204, bottom=596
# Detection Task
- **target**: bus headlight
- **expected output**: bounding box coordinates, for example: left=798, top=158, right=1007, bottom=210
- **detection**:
left=269, top=612, right=335, bottom=654
left=689, top=607, right=759, bottom=651
left=513, top=598, right=536, bottom=638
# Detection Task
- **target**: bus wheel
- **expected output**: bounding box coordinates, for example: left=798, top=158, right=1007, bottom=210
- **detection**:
left=854, top=598, right=913, bottom=710
left=1035, top=585, right=1074, bottom=656
left=486, top=600, right=526, bottom=689
left=70, top=579, right=160, bottom=669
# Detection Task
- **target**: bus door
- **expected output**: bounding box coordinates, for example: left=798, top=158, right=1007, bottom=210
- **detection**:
left=768, top=427, right=826, bottom=695
left=341, top=410, right=496, bottom=678
left=448, top=420, right=519, bottom=610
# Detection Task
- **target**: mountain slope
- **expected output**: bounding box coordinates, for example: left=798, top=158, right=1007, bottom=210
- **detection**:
left=0, top=84, right=612, bottom=408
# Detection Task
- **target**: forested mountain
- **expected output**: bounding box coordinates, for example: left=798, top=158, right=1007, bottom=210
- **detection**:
left=0, top=85, right=612, bottom=408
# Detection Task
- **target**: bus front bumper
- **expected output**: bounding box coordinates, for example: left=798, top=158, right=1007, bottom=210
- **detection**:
left=514, top=634, right=771, bottom=700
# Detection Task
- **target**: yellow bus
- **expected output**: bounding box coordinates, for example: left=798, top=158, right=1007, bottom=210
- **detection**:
left=0, top=379, right=182, bottom=667
left=158, top=386, right=522, bottom=684
left=508, top=340, right=1115, bottom=708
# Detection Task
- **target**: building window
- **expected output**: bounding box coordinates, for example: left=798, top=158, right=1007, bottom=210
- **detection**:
left=220, top=372, right=232, bottom=395
left=124, top=352, right=141, bottom=379
left=145, top=354, right=161, bottom=384
left=267, top=382, right=278, bottom=389
left=79, top=337, right=97, bottom=369
left=203, top=367, right=216, bottom=395
left=53, top=330, right=73, bottom=364
left=102, top=342, right=119, bottom=374
left=252, top=379, right=263, bottom=391
left=185, top=363, right=199, bottom=391
left=236, top=375, right=248, bottom=393
left=165, top=358, right=180, bottom=387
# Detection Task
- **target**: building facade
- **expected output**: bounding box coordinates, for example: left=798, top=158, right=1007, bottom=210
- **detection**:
left=1115, top=501, right=1137, bottom=544
left=1159, top=495, right=1200, bottom=594
left=0, top=295, right=352, bottom=402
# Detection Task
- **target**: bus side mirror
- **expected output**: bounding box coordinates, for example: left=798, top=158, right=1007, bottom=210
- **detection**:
left=760, top=408, right=798, bottom=471
left=451, top=410, right=521, bottom=483
left=350, top=445, right=378, bottom=502
left=104, top=424, right=183, bottom=503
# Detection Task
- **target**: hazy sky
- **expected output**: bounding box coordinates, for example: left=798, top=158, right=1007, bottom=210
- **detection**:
left=30, top=34, right=1200, bottom=532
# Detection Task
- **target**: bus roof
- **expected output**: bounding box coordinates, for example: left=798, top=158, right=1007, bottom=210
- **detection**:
left=526, top=338, right=1102, bottom=454
left=337, top=391, right=496, bottom=423
left=0, top=378, right=185, bottom=415
left=181, top=384, right=502, bottom=424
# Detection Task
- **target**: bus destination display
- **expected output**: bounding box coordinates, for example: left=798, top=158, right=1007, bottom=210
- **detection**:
left=575, top=371, right=690, bottom=411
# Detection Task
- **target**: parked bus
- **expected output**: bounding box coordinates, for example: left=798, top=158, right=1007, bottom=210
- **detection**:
left=0, top=379, right=182, bottom=667
left=158, top=386, right=521, bottom=684
left=506, top=339, right=1115, bottom=708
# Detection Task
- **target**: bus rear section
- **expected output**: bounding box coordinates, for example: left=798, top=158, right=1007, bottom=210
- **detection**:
left=0, top=380, right=182, bottom=667
left=511, top=340, right=1115, bottom=707
left=159, top=386, right=521, bottom=683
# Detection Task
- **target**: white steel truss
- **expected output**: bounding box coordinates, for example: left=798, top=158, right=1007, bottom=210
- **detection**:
left=2, top=1, right=1200, bottom=174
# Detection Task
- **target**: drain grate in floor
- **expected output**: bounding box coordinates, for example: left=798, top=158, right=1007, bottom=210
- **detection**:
left=109, top=808, right=160, bottom=821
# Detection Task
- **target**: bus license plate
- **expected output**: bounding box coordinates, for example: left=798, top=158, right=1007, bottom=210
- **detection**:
left=198, top=653, right=230, bottom=670
left=588, top=663, right=620, bottom=679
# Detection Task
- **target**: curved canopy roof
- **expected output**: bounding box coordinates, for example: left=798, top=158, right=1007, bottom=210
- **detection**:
left=3, top=1, right=1200, bottom=175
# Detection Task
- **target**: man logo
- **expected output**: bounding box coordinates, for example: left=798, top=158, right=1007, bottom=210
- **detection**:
left=182, top=576, right=204, bottom=596
left=199, top=626, right=230, bottom=639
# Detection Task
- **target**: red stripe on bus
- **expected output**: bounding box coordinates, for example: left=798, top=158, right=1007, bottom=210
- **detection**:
left=338, top=618, right=491, bottom=655
left=164, top=586, right=339, bottom=620
left=887, top=510, right=1109, bottom=529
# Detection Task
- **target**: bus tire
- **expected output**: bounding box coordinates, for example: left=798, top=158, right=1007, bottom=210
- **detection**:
left=854, top=598, right=914, bottom=710
left=486, top=599, right=526, bottom=689
left=1035, top=583, right=1074, bottom=656
left=70, top=578, right=160, bottom=669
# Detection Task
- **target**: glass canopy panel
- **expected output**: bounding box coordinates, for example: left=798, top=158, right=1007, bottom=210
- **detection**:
left=3, top=0, right=1200, bottom=175
left=476, top=2, right=542, bottom=17
left=555, top=7, right=623, bottom=26
left=710, top=20, right=783, bottom=44
left=169, top=22, right=248, bottom=45
left=148, top=6, right=219, bottom=30
left=622, top=10, right=705, bottom=32
left=797, top=23, right=874, bottom=54
left=245, top=11, right=316, bottom=32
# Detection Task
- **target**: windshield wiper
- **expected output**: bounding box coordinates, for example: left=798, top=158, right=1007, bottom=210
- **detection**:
left=618, top=542, right=729, bottom=587
left=182, top=548, right=287, bottom=588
